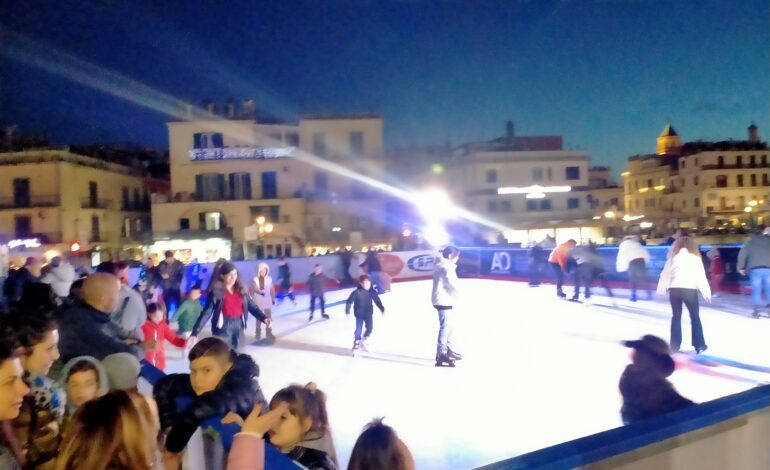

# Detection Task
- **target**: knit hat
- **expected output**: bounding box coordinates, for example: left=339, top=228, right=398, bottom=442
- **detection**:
left=101, top=353, right=141, bottom=391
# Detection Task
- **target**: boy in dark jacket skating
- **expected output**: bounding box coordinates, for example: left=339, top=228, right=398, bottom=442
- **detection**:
left=345, top=275, right=385, bottom=355
left=307, top=264, right=340, bottom=322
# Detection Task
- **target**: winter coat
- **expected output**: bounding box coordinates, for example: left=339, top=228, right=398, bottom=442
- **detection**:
left=56, top=300, right=143, bottom=362
left=277, top=264, right=292, bottom=289
left=286, top=446, right=337, bottom=470
left=431, top=257, right=459, bottom=308
left=619, top=363, right=694, bottom=424
left=737, top=234, right=770, bottom=271
left=112, top=284, right=146, bottom=341
left=191, top=288, right=267, bottom=337
left=709, top=256, right=725, bottom=278
left=361, top=252, right=382, bottom=273
left=548, top=242, right=572, bottom=270
left=5, top=267, right=37, bottom=302
left=141, top=320, right=186, bottom=371
left=345, top=286, right=384, bottom=318
left=158, top=259, right=185, bottom=291
left=657, top=249, right=711, bottom=299
left=616, top=238, right=650, bottom=273
left=6, top=373, right=65, bottom=470
left=174, top=299, right=203, bottom=334
left=154, top=354, right=267, bottom=453
left=252, top=264, right=275, bottom=310
left=307, top=273, right=331, bottom=297
left=41, top=262, right=76, bottom=297
left=569, top=246, right=605, bottom=271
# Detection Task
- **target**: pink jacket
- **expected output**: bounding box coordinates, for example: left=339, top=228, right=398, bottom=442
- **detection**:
left=226, top=434, right=265, bottom=470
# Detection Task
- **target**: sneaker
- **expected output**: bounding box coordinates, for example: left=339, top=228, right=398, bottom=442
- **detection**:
left=321, top=313, right=330, bottom=320
left=360, top=337, right=369, bottom=352
left=557, top=291, right=567, bottom=298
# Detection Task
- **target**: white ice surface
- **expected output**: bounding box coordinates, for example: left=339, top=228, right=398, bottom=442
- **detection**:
left=161, top=279, right=770, bottom=470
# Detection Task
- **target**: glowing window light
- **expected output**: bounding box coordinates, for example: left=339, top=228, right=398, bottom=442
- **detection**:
left=526, top=192, right=546, bottom=199
left=640, top=222, right=654, bottom=229
left=623, top=214, right=645, bottom=222
left=497, top=185, right=571, bottom=195
left=748, top=200, right=758, bottom=207
left=8, top=238, right=41, bottom=249
left=638, top=187, right=649, bottom=193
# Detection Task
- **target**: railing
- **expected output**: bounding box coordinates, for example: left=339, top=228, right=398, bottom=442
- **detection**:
left=80, top=198, right=113, bottom=209
left=701, top=162, right=770, bottom=170
left=120, top=201, right=151, bottom=212
left=0, top=196, right=60, bottom=209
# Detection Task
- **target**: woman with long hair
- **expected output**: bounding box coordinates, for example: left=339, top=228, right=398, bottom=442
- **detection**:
left=189, top=262, right=271, bottom=350
left=55, top=390, right=161, bottom=470
left=657, top=236, right=711, bottom=353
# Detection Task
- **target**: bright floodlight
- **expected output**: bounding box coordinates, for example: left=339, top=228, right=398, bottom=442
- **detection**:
left=265, top=223, right=274, bottom=233
left=423, top=223, right=450, bottom=247
left=416, top=188, right=454, bottom=222
left=256, top=216, right=266, bottom=225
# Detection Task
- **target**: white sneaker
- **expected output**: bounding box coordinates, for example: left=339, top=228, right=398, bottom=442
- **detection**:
left=360, top=338, right=369, bottom=352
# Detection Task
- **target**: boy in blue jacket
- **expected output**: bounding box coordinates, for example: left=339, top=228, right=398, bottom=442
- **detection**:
left=345, top=275, right=385, bottom=355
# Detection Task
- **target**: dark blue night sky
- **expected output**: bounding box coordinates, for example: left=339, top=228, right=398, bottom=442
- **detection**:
left=1, top=0, right=768, bottom=173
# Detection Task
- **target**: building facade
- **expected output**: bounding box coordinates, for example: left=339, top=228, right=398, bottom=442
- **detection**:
left=152, top=105, right=393, bottom=261
left=436, top=122, right=623, bottom=244
left=0, top=149, right=166, bottom=263
left=623, top=124, right=769, bottom=234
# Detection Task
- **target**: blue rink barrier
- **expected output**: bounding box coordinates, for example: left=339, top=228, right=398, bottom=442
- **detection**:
left=456, top=244, right=749, bottom=290
left=476, top=383, right=770, bottom=469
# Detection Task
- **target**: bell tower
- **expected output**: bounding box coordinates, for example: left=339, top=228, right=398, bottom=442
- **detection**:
left=656, top=123, right=681, bottom=155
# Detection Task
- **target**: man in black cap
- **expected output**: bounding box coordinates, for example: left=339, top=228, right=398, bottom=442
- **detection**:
left=619, top=335, right=694, bottom=424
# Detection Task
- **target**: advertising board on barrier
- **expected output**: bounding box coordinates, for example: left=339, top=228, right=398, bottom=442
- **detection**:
left=375, top=250, right=438, bottom=280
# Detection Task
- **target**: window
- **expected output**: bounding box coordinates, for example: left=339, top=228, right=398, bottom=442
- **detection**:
left=500, top=201, right=511, bottom=212
left=565, top=167, right=580, bottom=180
left=647, top=179, right=653, bottom=188
left=261, top=172, right=277, bottom=199
left=751, top=174, right=757, bottom=186
left=195, top=173, right=226, bottom=200
left=133, top=188, right=141, bottom=208
left=193, top=132, right=223, bottom=149
left=526, top=200, right=537, bottom=211
left=14, top=215, right=32, bottom=237
left=717, top=156, right=724, bottom=168
left=737, top=175, right=744, bottom=187
left=91, top=215, right=100, bottom=241
left=694, top=176, right=699, bottom=186
left=314, top=171, right=329, bottom=193
left=532, top=168, right=544, bottom=181
left=285, top=132, right=299, bottom=146
left=716, top=175, right=728, bottom=188
left=250, top=205, right=280, bottom=223
left=762, top=155, right=768, bottom=165
left=229, top=173, right=252, bottom=200
left=487, top=201, right=498, bottom=213
left=12, top=178, right=31, bottom=207
left=349, top=132, right=364, bottom=157
left=179, top=218, right=190, bottom=230
left=736, top=156, right=743, bottom=166
left=312, top=133, right=326, bottom=157
left=486, top=169, right=497, bottom=183
left=568, top=198, right=579, bottom=209
left=764, top=173, right=770, bottom=186
left=200, top=212, right=223, bottom=231
left=89, top=181, right=98, bottom=206
left=540, top=199, right=552, bottom=210
left=750, top=155, right=756, bottom=167
left=122, top=187, right=129, bottom=209
left=681, top=160, right=686, bottom=169
left=694, top=198, right=700, bottom=208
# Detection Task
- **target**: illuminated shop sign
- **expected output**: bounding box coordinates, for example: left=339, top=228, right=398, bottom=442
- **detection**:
left=497, top=185, right=572, bottom=195
left=8, top=238, right=41, bottom=249
left=188, top=147, right=297, bottom=161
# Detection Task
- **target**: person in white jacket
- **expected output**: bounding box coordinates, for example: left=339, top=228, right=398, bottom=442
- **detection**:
left=251, top=262, right=275, bottom=343
left=656, top=237, right=710, bottom=354
left=41, top=256, right=77, bottom=298
left=431, top=246, right=461, bottom=367
left=616, top=235, right=651, bottom=301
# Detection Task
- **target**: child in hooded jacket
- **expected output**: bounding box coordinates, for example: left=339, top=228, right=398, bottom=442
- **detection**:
left=59, top=355, right=108, bottom=436
left=345, top=275, right=385, bottom=354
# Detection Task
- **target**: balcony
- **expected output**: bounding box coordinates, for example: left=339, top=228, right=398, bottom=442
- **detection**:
left=701, top=163, right=770, bottom=171
left=120, top=201, right=151, bottom=212
left=81, top=198, right=113, bottom=210
left=0, top=196, right=60, bottom=210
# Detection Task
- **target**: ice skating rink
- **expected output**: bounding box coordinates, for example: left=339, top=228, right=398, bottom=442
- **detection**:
left=164, top=279, right=770, bottom=470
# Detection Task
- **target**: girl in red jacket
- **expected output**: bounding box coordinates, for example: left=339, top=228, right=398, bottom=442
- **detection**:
left=141, top=303, right=186, bottom=370
left=707, top=248, right=725, bottom=297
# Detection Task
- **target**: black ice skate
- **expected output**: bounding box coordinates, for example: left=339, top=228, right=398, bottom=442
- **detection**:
left=435, top=353, right=455, bottom=367
left=447, top=348, right=463, bottom=360
left=308, top=314, right=314, bottom=322
left=322, top=313, right=330, bottom=320
left=557, top=291, right=567, bottom=298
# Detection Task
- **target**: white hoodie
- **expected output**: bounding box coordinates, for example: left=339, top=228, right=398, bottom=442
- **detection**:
left=432, top=257, right=459, bottom=307
left=657, top=248, right=711, bottom=300
left=42, top=262, right=77, bottom=297
left=616, top=238, right=650, bottom=272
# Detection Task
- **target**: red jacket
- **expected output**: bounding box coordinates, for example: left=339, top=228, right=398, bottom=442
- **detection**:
left=141, top=319, right=186, bottom=371
left=548, top=242, right=572, bottom=269
left=709, top=256, right=725, bottom=277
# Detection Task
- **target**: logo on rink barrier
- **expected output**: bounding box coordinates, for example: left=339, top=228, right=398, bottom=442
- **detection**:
left=407, top=254, right=438, bottom=272
left=490, top=252, right=511, bottom=274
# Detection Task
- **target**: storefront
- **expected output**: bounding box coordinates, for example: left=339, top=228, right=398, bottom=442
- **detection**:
left=148, top=237, right=232, bottom=264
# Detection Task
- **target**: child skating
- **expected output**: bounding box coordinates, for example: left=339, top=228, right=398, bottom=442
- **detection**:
left=345, top=275, right=385, bottom=355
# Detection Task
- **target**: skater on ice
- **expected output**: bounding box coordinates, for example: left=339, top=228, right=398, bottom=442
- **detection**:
left=736, top=226, right=770, bottom=318
left=657, top=237, right=710, bottom=354
left=431, top=246, right=462, bottom=367
left=548, top=239, right=576, bottom=299
left=276, top=257, right=298, bottom=305
left=616, top=234, right=651, bottom=302
left=251, top=262, right=276, bottom=344
left=307, top=264, right=340, bottom=322
left=345, top=275, right=385, bottom=355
